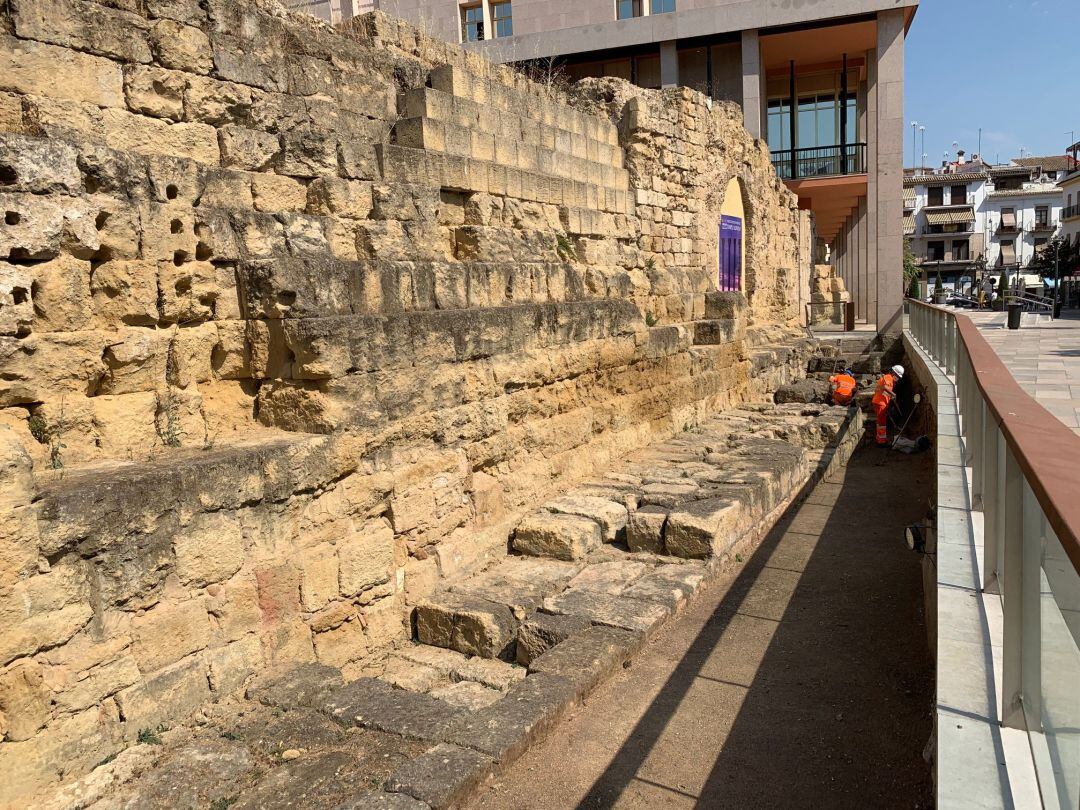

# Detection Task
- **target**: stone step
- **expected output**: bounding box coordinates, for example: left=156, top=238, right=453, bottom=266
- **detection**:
left=808, top=352, right=884, bottom=375
left=70, top=395, right=865, bottom=810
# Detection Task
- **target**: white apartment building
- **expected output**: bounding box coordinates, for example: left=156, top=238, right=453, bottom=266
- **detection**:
left=1062, top=141, right=1080, bottom=247
left=904, top=153, right=1069, bottom=288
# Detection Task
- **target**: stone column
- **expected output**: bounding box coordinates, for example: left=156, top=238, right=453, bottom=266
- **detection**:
left=851, top=208, right=862, bottom=322
left=874, top=9, right=906, bottom=336
left=740, top=29, right=763, bottom=140
left=865, top=50, right=879, bottom=332
left=660, top=40, right=679, bottom=89
left=858, top=196, right=869, bottom=322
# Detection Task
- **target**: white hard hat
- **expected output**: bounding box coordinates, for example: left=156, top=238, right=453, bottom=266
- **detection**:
left=891, top=365, right=905, bottom=378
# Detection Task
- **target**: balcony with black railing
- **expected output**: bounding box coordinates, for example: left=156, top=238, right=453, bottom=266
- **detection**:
left=1062, top=203, right=1080, bottom=221
left=770, top=143, right=867, bottom=180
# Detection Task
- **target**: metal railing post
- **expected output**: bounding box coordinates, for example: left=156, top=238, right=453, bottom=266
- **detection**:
left=1001, top=446, right=1024, bottom=728
left=1020, top=481, right=1043, bottom=731
left=971, top=394, right=985, bottom=507
left=982, top=418, right=1001, bottom=593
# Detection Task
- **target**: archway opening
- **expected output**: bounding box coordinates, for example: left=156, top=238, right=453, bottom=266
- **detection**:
left=719, top=176, right=746, bottom=292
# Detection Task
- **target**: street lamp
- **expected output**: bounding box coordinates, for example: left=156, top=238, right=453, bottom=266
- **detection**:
left=911, top=121, right=919, bottom=170
left=919, top=126, right=926, bottom=170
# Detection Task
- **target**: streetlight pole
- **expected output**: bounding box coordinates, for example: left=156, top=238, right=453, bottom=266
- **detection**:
left=911, top=121, right=918, bottom=170
left=920, top=126, right=926, bottom=170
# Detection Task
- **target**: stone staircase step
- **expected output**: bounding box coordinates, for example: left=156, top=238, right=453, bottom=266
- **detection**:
left=542, top=494, right=629, bottom=542
left=319, top=677, right=466, bottom=743
left=414, top=593, right=518, bottom=659
left=511, top=511, right=602, bottom=560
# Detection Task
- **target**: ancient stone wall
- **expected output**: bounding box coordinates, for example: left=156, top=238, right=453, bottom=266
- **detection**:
left=0, top=1, right=810, bottom=800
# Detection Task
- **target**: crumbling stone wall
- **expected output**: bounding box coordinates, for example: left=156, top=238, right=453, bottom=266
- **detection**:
left=0, top=1, right=811, bottom=800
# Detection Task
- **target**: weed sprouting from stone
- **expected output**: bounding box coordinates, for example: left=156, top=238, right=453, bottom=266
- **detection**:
left=555, top=233, right=576, bottom=262
left=645, top=312, right=659, bottom=327
left=136, top=728, right=163, bottom=745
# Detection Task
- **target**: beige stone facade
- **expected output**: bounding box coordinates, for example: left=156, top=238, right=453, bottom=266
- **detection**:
left=0, top=1, right=810, bottom=801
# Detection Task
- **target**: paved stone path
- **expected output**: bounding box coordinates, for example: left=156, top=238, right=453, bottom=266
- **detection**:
left=967, top=310, right=1080, bottom=436
left=465, top=447, right=935, bottom=809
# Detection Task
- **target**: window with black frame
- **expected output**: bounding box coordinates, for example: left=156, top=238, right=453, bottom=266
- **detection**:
left=616, top=0, right=642, bottom=19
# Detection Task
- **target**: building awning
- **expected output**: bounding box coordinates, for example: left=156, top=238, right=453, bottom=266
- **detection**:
left=1001, top=209, right=1016, bottom=228
left=1000, top=242, right=1016, bottom=264
left=903, top=212, right=915, bottom=235
left=903, top=187, right=916, bottom=206
left=925, top=207, right=975, bottom=226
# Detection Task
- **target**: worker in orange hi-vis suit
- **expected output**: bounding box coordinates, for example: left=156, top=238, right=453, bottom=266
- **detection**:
left=828, top=370, right=857, bottom=406
left=872, top=365, right=905, bottom=445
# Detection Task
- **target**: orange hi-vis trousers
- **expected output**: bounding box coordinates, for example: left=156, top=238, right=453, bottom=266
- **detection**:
left=874, top=400, right=889, bottom=445
left=872, top=372, right=898, bottom=446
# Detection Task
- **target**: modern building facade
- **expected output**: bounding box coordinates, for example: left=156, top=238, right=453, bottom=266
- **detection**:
left=904, top=154, right=1069, bottom=290
left=375, top=0, right=920, bottom=335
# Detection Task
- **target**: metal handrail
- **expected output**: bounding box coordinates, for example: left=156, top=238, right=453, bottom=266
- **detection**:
left=1005, top=293, right=1054, bottom=315
left=908, top=300, right=1080, bottom=576
left=909, top=301, right=1080, bottom=803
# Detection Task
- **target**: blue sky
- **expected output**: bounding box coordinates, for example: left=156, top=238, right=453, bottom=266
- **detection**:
left=905, top=0, right=1079, bottom=168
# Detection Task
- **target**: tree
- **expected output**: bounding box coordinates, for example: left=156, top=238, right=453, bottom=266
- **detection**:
left=907, top=273, right=921, bottom=300
left=903, top=238, right=920, bottom=284
left=1030, top=235, right=1080, bottom=279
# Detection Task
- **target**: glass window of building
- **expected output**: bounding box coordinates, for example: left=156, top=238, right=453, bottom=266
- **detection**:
left=928, top=186, right=944, bottom=206
left=767, top=99, right=792, bottom=152
left=1035, top=205, right=1049, bottom=226
left=461, top=4, right=484, bottom=41
left=928, top=241, right=945, bottom=261
left=950, top=185, right=967, bottom=205
left=616, top=0, right=642, bottom=19
left=635, top=54, right=661, bottom=89
left=952, top=240, right=970, bottom=260
left=491, top=1, right=512, bottom=37
left=651, top=0, right=675, bottom=13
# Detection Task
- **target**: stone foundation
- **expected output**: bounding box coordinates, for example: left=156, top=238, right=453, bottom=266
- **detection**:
left=0, top=0, right=811, bottom=801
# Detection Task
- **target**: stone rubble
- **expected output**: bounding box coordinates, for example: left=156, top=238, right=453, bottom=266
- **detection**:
left=54, top=396, right=861, bottom=809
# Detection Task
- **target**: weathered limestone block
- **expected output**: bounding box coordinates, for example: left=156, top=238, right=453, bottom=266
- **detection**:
left=0, top=331, right=109, bottom=405
left=543, top=494, right=628, bottom=542
left=0, top=659, right=50, bottom=742
left=415, top=593, right=517, bottom=660
left=512, top=513, right=601, bottom=561
left=219, top=125, right=280, bottom=171
left=385, top=743, right=494, bottom=809
left=11, top=0, right=153, bottom=64
left=114, top=655, right=210, bottom=733
left=0, top=191, right=99, bottom=261
left=0, top=262, right=33, bottom=337
left=149, top=18, right=213, bottom=74
left=527, top=625, right=642, bottom=697
left=131, top=599, right=212, bottom=673
left=626, top=505, right=667, bottom=553
left=515, top=612, right=592, bottom=666
left=90, top=257, right=158, bottom=323
left=182, top=74, right=254, bottom=126
left=123, top=65, right=185, bottom=120
left=541, top=587, right=669, bottom=634
left=339, top=518, right=395, bottom=597
left=0, top=35, right=125, bottom=109
left=0, top=135, right=82, bottom=195
left=664, top=497, right=744, bottom=559
left=252, top=173, right=307, bottom=212
left=102, top=108, right=219, bottom=165
left=174, top=510, right=244, bottom=586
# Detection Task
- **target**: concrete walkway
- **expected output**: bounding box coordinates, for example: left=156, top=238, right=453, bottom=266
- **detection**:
left=465, top=447, right=935, bottom=809
left=967, top=310, right=1080, bottom=436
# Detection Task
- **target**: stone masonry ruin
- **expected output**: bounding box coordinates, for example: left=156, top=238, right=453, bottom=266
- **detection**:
left=0, top=0, right=819, bottom=803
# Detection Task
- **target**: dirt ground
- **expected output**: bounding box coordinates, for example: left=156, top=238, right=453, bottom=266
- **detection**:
left=466, top=446, right=936, bottom=810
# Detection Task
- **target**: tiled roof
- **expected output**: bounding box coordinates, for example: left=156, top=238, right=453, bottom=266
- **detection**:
left=987, top=187, right=1063, bottom=199
left=1013, top=155, right=1078, bottom=172
left=904, top=171, right=987, bottom=187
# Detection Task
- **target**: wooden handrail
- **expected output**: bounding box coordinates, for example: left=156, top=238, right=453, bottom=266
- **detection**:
left=910, top=300, right=1080, bottom=575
